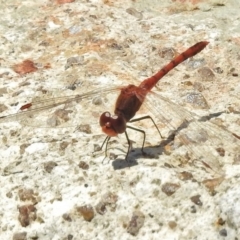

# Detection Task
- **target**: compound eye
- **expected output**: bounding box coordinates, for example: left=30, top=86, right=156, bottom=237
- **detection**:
left=110, top=115, right=126, bottom=134
left=99, top=112, right=111, bottom=127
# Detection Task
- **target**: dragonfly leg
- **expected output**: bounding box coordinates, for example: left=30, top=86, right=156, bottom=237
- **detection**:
left=129, top=115, right=163, bottom=139
left=126, top=125, right=147, bottom=158
left=124, top=130, right=133, bottom=163
left=100, top=136, right=111, bottom=163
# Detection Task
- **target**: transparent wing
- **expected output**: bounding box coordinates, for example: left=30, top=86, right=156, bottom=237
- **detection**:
left=143, top=91, right=240, bottom=174
left=0, top=86, right=121, bottom=131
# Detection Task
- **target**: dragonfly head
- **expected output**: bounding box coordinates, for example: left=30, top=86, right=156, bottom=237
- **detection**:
left=100, top=112, right=126, bottom=137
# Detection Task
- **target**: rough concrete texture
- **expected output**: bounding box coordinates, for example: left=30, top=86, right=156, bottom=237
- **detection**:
left=1, top=0, right=240, bottom=239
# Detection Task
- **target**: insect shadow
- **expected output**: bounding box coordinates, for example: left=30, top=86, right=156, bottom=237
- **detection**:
left=111, top=132, right=176, bottom=170
left=111, top=111, right=226, bottom=170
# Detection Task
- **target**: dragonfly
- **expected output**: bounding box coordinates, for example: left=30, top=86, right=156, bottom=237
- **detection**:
left=0, top=41, right=239, bottom=174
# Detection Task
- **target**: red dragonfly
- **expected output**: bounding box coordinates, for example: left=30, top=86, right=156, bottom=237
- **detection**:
left=99, top=41, right=209, bottom=158
left=0, top=41, right=239, bottom=173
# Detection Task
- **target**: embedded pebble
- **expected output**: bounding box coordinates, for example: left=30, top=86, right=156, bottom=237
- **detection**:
left=43, top=161, right=58, bottom=173
left=190, top=205, right=197, bottom=213
left=168, top=221, right=177, bottom=229
left=13, top=60, right=38, bottom=74
left=0, top=103, right=7, bottom=113
left=202, top=177, right=224, bottom=193
left=20, top=144, right=30, bottom=154
left=193, top=81, right=205, bottom=91
left=161, top=183, right=180, bottom=196
left=219, top=229, right=227, bottom=237
left=233, top=154, right=240, bottom=164
left=183, top=92, right=209, bottom=109
left=126, top=8, right=143, bottom=19
left=216, top=147, right=225, bottom=157
left=92, top=96, right=103, bottom=105
left=190, top=195, right=203, bottom=206
left=95, top=192, right=118, bottom=215
left=18, top=204, right=37, bottom=227
left=102, top=192, right=118, bottom=205
left=62, top=213, right=72, bottom=222
left=18, top=188, right=39, bottom=204
left=6, top=191, right=13, bottom=198
left=78, top=161, right=89, bottom=170
left=65, top=56, right=83, bottom=70
left=77, top=124, right=92, bottom=134
left=77, top=204, right=94, bottom=221
left=198, top=67, right=215, bottom=81
left=127, top=210, right=145, bottom=236
left=178, top=171, right=193, bottom=181
left=213, top=66, right=223, bottom=74
left=12, top=232, right=27, bottom=240
left=67, top=234, right=74, bottom=240
left=158, top=47, right=176, bottom=60
left=216, top=218, right=225, bottom=226
left=186, top=58, right=206, bottom=70
left=60, top=141, right=70, bottom=150
left=95, top=201, right=107, bottom=215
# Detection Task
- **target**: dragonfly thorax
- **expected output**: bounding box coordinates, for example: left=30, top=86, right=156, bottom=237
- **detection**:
left=99, top=111, right=126, bottom=137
